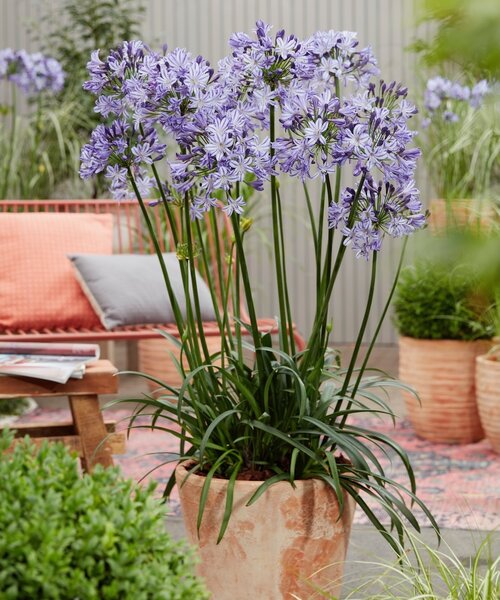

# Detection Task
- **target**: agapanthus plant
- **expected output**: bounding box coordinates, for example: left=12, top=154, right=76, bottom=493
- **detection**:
left=81, top=23, right=437, bottom=550
left=0, top=49, right=71, bottom=199
left=419, top=75, right=500, bottom=199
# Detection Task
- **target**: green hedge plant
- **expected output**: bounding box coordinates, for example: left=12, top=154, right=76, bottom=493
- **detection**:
left=0, top=430, right=208, bottom=600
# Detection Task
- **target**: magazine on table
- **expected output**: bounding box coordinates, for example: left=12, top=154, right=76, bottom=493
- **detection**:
left=0, top=342, right=100, bottom=384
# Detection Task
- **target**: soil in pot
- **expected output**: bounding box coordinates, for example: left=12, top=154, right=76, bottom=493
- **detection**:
left=176, top=462, right=355, bottom=600
left=428, top=198, right=494, bottom=234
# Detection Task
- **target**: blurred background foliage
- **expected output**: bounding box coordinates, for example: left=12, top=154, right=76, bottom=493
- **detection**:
left=0, top=0, right=145, bottom=200
left=412, top=0, right=500, bottom=79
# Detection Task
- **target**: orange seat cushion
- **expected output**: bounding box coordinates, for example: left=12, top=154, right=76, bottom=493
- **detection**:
left=0, top=213, right=113, bottom=331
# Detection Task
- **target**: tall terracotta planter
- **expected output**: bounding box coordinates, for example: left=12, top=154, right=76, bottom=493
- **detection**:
left=476, top=354, right=500, bottom=453
left=175, top=462, right=355, bottom=600
left=428, top=198, right=494, bottom=233
left=399, top=337, right=490, bottom=444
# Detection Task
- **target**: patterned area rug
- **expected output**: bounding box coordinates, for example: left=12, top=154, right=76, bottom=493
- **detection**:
left=13, top=406, right=500, bottom=530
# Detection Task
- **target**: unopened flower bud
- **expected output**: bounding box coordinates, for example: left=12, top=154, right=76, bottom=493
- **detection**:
left=176, top=242, right=191, bottom=260
left=240, top=217, right=253, bottom=232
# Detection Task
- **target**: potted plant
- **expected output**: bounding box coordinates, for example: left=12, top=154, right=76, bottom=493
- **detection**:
left=393, top=251, right=494, bottom=444
left=80, top=23, right=438, bottom=598
left=0, top=48, right=83, bottom=199
left=417, top=74, right=499, bottom=231
left=475, top=290, right=500, bottom=453
left=0, top=430, right=208, bottom=598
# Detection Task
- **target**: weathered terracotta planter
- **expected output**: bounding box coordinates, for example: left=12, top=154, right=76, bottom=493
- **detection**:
left=399, top=337, right=490, bottom=444
left=476, top=354, right=500, bottom=453
left=176, top=462, right=355, bottom=600
left=428, top=198, right=494, bottom=233
left=138, top=336, right=222, bottom=393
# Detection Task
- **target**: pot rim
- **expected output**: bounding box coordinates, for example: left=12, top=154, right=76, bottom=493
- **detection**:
left=175, top=460, right=349, bottom=492
left=477, top=353, right=500, bottom=365
left=399, top=335, right=491, bottom=345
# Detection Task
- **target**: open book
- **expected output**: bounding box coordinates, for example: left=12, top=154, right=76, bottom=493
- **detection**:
left=0, top=342, right=100, bottom=384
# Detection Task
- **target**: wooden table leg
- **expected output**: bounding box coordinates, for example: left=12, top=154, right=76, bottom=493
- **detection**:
left=69, top=394, right=114, bottom=471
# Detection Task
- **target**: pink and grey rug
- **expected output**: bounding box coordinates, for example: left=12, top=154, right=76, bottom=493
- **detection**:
left=14, top=406, right=500, bottom=531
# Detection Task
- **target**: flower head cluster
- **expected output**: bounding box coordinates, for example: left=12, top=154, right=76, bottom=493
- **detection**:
left=423, top=76, right=490, bottom=124
left=0, top=48, right=65, bottom=95
left=306, top=29, right=379, bottom=89
left=81, top=23, right=425, bottom=257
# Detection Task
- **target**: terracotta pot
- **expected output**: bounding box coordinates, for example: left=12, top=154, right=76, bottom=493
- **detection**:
left=176, top=462, right=355, bottom=600
left=138, top=336, right=223, bottom=393
left=476, top=354, right=500, bottom=453
left=428, top=198, right=494, bottom=233
left=399, top=336, right=490, bottom=444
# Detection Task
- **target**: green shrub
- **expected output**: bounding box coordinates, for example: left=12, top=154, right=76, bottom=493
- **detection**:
left=0, top=430, right=208, bottom=600
left=393, top=259, right=493, bottom=340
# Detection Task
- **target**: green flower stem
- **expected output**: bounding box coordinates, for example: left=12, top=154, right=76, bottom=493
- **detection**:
left=300, top=175, right=366, bottom=377
left=319, top=175, right=335, bottom=334
left=127, top=168, right=195, bottom=369
left=276, top=186, right=295, bottom=356
left=0, top=85, right=17, bottom=199
left=194, top=218, right=232, bottom=360
left=302, top=182, right=318, bottom=258
left=183, top=192, right=213, bottom=367
left=270, top=104, right=290, bottom=355
left=150, top=162, right=180, bottom=248
left=333, top=251, right=378, bottom=420
left=316, top=182, right=327, bottom=302
left=234, top=249, right=244, bottom=363
left=139, top=125, right=180, bottom=248
left=230, top=213, right=266, bottom=375
left=208, top=212, right=235, bottom=352
left=233, top=183, right=243, bottom=362
left=338, top=239, right=408, bottom=429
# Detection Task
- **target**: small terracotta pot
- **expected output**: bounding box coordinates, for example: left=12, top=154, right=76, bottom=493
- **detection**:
left=428, top=198, right=494, bottom=233
left=476, top=354, right=500, bottom=453
left=138, top=336, right=223, bottom=393
left=176, top=462, right=355, bottom=600
left=399, top=337, right=490, bottom=444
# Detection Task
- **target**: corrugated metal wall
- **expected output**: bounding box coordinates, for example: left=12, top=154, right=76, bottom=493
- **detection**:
left=1, top=0, right=432, bottom=344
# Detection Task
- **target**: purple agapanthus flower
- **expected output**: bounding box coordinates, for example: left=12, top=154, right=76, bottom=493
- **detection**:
left=80, top=22, right=425, bottom=257
left=424, top=76, right=490, bottom=116
left=0, top=49, right=65, bottom=95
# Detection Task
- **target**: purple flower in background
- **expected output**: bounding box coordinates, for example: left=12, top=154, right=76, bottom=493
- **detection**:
left=424, top=76, right=490, bottom=117
left=0, top=49, right=65, bottom=95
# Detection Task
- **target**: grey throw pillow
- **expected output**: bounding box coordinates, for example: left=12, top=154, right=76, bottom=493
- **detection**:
left=68, top=253, right=216, bottom=330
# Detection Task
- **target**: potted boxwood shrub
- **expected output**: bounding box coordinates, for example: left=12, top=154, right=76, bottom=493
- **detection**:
left=393, top=257, right=493, bottom=443
left=80, top=23, right=438, bottom=599
left=0, top=430, right=208, bottom=599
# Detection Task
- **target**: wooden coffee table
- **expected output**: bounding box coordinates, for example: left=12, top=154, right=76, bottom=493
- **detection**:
left=0, top=360, right=125, bottom=471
